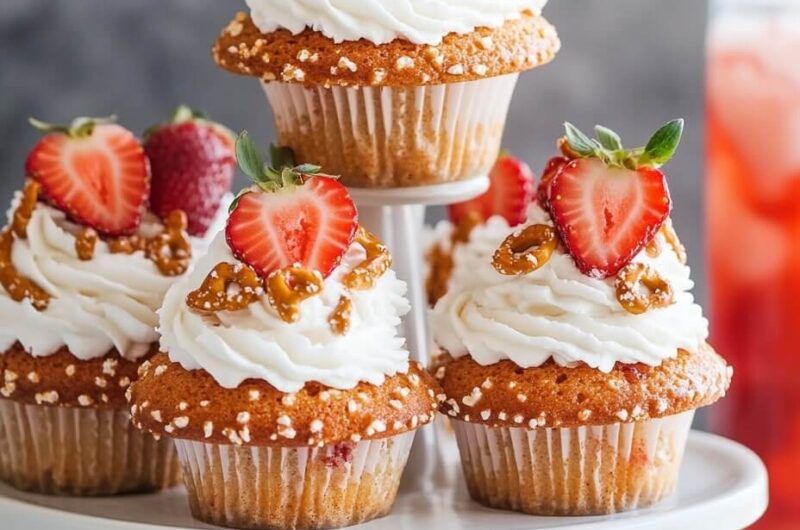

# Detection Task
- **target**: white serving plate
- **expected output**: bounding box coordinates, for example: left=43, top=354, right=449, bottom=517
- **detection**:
left=0, top=431, right=767, bottom=530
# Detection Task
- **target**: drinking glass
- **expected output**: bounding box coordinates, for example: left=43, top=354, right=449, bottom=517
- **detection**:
left=707, top=0, right=800, bottom=527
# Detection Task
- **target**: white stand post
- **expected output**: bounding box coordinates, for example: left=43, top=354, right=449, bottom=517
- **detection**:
left=349, top=178, right=489, bottom=491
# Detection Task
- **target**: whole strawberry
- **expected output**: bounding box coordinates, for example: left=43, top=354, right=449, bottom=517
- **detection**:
left=145, top=105, right=235, bottom=236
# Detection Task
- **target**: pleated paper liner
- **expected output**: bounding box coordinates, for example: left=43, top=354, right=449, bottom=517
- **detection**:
left=175, top=431, right=415, bottom=530
left=452, top=410, right=695, bottom=515
left=0, top=400, right=180, bottom=496
left=263, top=74, right=519, bottom=188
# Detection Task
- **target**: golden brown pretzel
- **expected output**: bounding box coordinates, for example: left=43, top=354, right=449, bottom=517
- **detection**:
left=492, top=224, right=557, bottom=275
left=0, top=229, right=50, bottom=311
left=187, top=262, right=265, bottom=312
left=12, top=180, right=40, bottom=238
left=615, top=263, right=674, bottom=315
left=267, top=266, right=324, bottom=323
left=75, top=228, right=98, bottom=261
left=343, top=227, right=391, bottom=291
left=146, top=210, right=192, bottom=276
left=328, top=295, right=353, bottom=336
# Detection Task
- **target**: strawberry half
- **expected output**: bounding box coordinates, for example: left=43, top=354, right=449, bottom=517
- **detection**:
left=548, top=121, right=683, bottom=278
left=145, top=106, right=236, bottom=237
left=25, top=117, right=150, bottom=236
left=536, top=155, right=569, bottom=208
left=448, top=153, right=534, bottom=227
left=226, top=133, right=358, bottom=278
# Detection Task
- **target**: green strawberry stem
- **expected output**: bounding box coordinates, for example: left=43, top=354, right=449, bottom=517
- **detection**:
left=230, top=131, right=328, bottom=212
left=563, top=119, right=684, bottom=170
left=29, top=115, right=117, bottom=139
left=144, top=104, right=235, bottom=142
left=170, top=104, right=206, bottom=123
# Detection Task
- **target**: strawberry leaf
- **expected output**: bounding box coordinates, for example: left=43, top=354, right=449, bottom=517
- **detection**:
left=236, top=131, right=272, bottom=186
left=594, top=125, right=623, bottom=151
left=640, top=119, right=684, bottom=167
left=564, top=123, right=597, bottom=157
left=270, top=144, right=296, bottom=170
left=170, top=105, right=199, bottom=123
left=295, top=163, right=322, bottom=175
left=30, top=115, right=117, bottom=139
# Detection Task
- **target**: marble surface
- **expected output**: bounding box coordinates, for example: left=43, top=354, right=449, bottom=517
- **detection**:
left=0, top=0, right=708, bottom=302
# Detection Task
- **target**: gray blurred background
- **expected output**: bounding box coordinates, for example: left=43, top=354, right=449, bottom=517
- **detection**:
left=0, top=0, right=708, bottom=297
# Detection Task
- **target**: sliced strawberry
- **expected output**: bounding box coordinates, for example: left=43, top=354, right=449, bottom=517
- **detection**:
left=549, top=158, right=671, bottom=278
left=537, top=156, right=569, bottom=208
left=448, top=154, right=534, bottom=227
left=25, top=119, right=149, bottom=236
left=226, top=176, right=357, bottom=278
left=546, top=120, right=684, bottom=278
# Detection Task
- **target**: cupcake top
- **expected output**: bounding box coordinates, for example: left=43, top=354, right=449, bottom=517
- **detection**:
left=213, top=9, right=559, bottom=87
left=432, top=206, right=708, bottom=371
left=0, top=112, right=235, bottom=363
left=246, top=0, right=549, bottom=45
left=159, top=227, right=411, bottom=393
left=0, top=195, right=224, bottom=361
left=130, top=135, right=439, bottom=445
left=432, top=121, right=712, bottom=372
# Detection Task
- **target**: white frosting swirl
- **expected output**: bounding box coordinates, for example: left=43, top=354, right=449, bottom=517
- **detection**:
left=431, top=205, right=709, bottom=372
left=0, top=194, right=226, bottom=361
left=159, top=233, right=411, bottom=392
left=246, top=0, right=549, bottom=45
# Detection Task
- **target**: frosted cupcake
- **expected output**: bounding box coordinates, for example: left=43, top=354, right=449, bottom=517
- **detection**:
left=0, top=113, right=234, bottom=495
left=128, top=134, right=439, bottom=530
left=431, top=121, right=732, bottom=515
left=212, top=1, right=560, bottom=188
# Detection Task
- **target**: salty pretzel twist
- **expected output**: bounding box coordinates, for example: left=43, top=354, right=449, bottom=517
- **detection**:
left=146, top=210, right=192, bottom=276
left=0, top=229, right=50, bottom=310
left=329, top=295, right=353, bottom=336
left=187, top=262, right=265, bottom=312
left=615, top=263, right=674, bottom=315
left=0, top=181, right=50, bottom=310
left=492, top=224, right=557, bottom=276
left=343, top=227, right=391, bottom=291
left=12, top=180, right=40, bottom=238
left=267, top=266, right=324, bottom=323
left=451, top=211, right=482, bottom=244
left=108, top=235, right=147, bottom=255
left=75, top=228, right=98, bottom=261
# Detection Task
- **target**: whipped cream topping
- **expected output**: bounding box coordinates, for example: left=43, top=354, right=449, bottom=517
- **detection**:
left=159, top=232, right=411, bottom=392
left=431, top=204, right=709, bottom=372
left=246, top=0, right=549, bottom=45
left=0, top=194, right=227, bottom=361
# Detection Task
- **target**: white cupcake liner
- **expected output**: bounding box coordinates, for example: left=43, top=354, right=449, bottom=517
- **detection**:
left=0, top=400, right=180, bottom=495
left=452, top=410, right=695, bottom=515
left=263, top=75, right=519, bottom=188
left=174, top=431, right=415, bottom=530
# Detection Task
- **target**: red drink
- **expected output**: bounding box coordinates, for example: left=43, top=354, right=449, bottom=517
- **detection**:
left=707, top=2, right=800, bottom=528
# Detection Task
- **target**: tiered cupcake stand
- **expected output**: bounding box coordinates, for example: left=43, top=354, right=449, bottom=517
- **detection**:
left=0, top=178, right=770, bottom=528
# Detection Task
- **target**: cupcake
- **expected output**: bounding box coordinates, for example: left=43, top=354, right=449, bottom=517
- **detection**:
left=128, top=134, right=439, bottom=530
left=0, top=111, right=235, bottom=496
left=212, top=1, right=560, bottom=188
left=425, top=152, right=534, bottom=306
left=431, top=120, right=732, bottom=515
